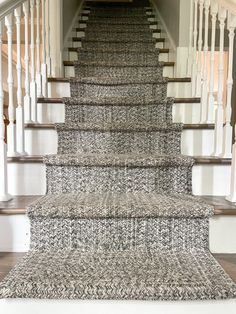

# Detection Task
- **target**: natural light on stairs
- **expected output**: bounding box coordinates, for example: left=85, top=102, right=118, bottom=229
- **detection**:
left=0, top=0, right=236, bottom=313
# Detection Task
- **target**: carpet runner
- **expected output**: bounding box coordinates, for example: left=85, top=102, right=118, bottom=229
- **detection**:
left=1, top=0, right=236, bottom=300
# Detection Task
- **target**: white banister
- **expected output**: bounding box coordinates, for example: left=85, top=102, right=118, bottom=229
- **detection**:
left=226, top=125, right=236, bottom=202
left=191, top=0, right=199, bottom=96
left=36, top=0, right=42, bottom=97
left=196, top=0, right=204, bottom=96
left=200, top=0, right=210, bottom=123
left=23, top=0, right=32, bottom=123
left=221, top=12, right=236, bottom=158
left=213, top=6, right=227, bottom=156
left=15, top=6, right=26, bottom=155
left=30, top=0, right=38, bottom=123
left=0, top=21, right=12, bottom=201
left=41, top=0, right=48, bottom=97
left=5, top=13, right=18, bottom=157
left=187, top=0, right=194, bottom=77
left=46, top=0, right=51, bottom=77
left=207, top=0, right=218, bottom=123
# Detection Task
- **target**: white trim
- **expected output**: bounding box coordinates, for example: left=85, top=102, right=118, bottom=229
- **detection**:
left=63, top=0, right=85, bottom=48
left=150, top=0, right=177, bottom=53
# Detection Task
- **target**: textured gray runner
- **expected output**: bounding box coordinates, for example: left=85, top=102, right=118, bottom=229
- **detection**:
left=1, top=0, right=236, bottom=301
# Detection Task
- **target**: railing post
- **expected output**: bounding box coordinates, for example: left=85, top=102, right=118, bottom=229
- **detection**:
left=36, top=0, right=42, bottom=97
left=46, top=0, right=51, bottom=77
left=206, top=0, right=218, bottom=123
left=23, top=0, right=32, bottom=123
left=5, top=13, right=18, bottom=157
left=14, top=6, right=27, bottom=156
left=196, top=0, right=204, bottom=96
left=222, top=12, right=236, bottom=158
left=226, top=125, right=236, bottom=202
left=191, top=0, right=199, bottom=96
left=213, top=6, right=227, bottom=156
left=30, top=0, right=38, bottom=123
left=187, top=0, right=194, bottom=77
left=200, top=0, right=210, bottom=123
left=41, top=0, right=48, bottom=97
left=0, top=21, right=12, bottom=201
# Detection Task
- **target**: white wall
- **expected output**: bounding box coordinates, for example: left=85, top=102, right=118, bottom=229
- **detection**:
left=63, top=0, right=84, bottom=41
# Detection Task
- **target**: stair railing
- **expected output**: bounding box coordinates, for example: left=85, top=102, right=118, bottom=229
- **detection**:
left=188, top=0, right=236, bottom=202
left=0, top=0, right=56, bottom=201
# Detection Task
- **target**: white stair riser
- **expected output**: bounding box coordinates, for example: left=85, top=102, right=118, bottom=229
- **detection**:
left=1, top=299, right=235, bottom=314
left=0, top=214, right=235, bottom=253
left=6, top=162, right=231, bottom=196
left=23, top=128, right=215, bottom=156
left=173, top=103, right=201, bottom=123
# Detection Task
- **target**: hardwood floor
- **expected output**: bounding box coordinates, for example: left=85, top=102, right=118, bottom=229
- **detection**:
left=0, top=252, right=236, bottom=283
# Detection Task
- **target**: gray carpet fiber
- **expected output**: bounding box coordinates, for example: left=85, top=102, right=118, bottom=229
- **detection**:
left=1, top=0, right=236, bottom=301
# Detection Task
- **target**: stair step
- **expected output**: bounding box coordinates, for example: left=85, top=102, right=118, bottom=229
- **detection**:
left=75, top=27, right=161, bottom=33
left=72, top=37, right=165, bottom=42
left=63, top=60, right=173, bottom=66
left=2, top=195, right=236, bottom=216
left=68, top=47, right=169, bottom=53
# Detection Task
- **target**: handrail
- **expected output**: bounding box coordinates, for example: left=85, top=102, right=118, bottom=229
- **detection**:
left=0, top=0, right=25, bottom=20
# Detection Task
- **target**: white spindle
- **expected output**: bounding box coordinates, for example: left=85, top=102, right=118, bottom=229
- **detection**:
left=200, top=0, right=210, bottom=123
left=226, top=125, right=236, bottom=202
left=41, top=0, right=48, bottom=97
left=187, top=0, right=194, bottom=77
left=30, top=0, right=38, bottom=123
left=191, top=0, right=199, bottom=96
left=46, top=0, right=51, bottom=77
left=23, top=1, right=32, bottom=123
left=15, top=7, right=26, bottom=155
left=0, top=21, right=12, bottom=201
left=5, top=13, right=18, bottom=157
left=222, top=13, right=236, bottom=158
left=206, top=0, right=218, bottom=123
left=213, top=6, right=226, bottom=156
left=36, top=0, right=42, bottom=97
left=196, top=0, right=204, bottom=96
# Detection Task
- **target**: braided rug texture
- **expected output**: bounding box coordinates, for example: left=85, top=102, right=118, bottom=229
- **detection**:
left=1, top=0, right=236, bottom=301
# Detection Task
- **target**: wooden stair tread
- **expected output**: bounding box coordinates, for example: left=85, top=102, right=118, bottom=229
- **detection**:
left=1, top=195, right=236, bottom=216
left=68, top=47, right=169, bottom=53
left=63, top=60, right=173, bottom=66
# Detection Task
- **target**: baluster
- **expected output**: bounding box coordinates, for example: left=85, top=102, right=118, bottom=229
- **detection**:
left=15, top=7, right=26, bottom=155
left=222, top=13, right=236, bottom=158
left=196, top=0, right=204, bottom=96
left=213, top=6, right=226, bottom=156
left=206, top=0, right=218, bottom=123
left=226, top=125, right=236, bottom=202
left=41, top=0, right=48, bottom=97
left=5, top=14, right=18, bottom=156
left=191, top=0, right=199, bottom=96
left=30, top=0, right=38, bottom=123
left=187, top=0, right=194, bottom=77
left=36, top=0, right=42, bottom=97
left=200, top=0, right=210, bottom=123
left=0, top=21, right=12, bottom=201
left=23, top=1, right=32, bottom=123
left=46, top=0, right=51, bottom=77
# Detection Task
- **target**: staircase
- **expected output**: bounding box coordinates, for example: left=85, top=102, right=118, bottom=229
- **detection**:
left=0, top=0, right=236, bottom=307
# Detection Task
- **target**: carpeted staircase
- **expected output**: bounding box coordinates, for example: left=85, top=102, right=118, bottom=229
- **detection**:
left=1, top=0, right=236, bottom=301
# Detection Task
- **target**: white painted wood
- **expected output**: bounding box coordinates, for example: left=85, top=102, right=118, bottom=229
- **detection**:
left=172, top=102, right=201, bottom=124
left=41, top=0, right=48, bottom=97
left=196, top=0, right=204, bottom=96
left=1, top=296, right=236, bottom=314
left=23, top=1, right=32, bottom=123
left=14, top=6, right=27, bottom=156
left=36, top=0, right=42, bottom=97
left=181, top=129, right=214, bottom=156
left=200, top=0, right=210, bottom=123
left=30, top=0, right=38, bottom=123
left=191, top=0, right=199, bottom=96
left=5, top=13, right=18, bottom=157
left=226, top=124, right=236, bottom=202
left=187, top=0, right=194, bottom=76
left=207, top=1, right=218, bottom=123
left=45, top=0, right=51, bottom=77
left=0, top=21, right=12, bottom=201
left=221, top=12, right=236, bottom=158
left=212, top=6, right=227, bottom=156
